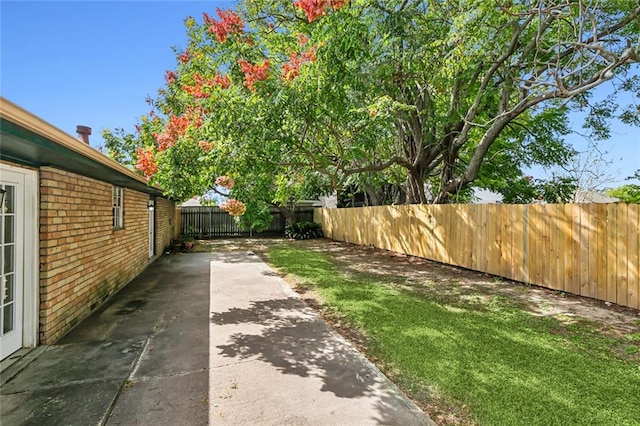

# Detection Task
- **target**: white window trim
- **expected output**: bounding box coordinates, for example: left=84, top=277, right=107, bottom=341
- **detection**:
left=113, top=186, right=124, bottom=229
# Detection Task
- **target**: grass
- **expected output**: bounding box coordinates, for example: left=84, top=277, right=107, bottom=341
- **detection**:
left=266, top=244, right=640, bottom=426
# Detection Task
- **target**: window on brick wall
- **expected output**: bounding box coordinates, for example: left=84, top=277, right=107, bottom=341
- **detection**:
left=112, top=186, right=124, bottom=229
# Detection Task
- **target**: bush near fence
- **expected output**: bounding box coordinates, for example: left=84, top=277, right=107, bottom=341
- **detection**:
left=314, top=203, right=640, bottom=310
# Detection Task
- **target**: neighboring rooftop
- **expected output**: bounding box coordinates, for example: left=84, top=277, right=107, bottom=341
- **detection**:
left=572, top=189, right=620, bottom=203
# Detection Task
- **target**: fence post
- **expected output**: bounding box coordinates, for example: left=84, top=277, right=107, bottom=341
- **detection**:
left=209, top=208, right=213, bottom=238
left=174, top=207, right=182, bottom=239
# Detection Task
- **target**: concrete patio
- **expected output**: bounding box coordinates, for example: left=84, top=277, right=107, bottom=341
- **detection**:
left=0, top=251, right=433, bottom=425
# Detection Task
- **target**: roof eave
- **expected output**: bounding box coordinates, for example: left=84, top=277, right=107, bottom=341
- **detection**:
left=0, top=97, right=165, bottom=197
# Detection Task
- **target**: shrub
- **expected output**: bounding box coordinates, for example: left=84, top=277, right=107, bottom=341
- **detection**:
left=284, top=221, right=324, bottom=240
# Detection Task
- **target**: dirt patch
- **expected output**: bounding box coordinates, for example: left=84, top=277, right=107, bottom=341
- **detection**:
left=192, top=237, right=286, bottom=254
left=289, top=239, right=640, bottom=339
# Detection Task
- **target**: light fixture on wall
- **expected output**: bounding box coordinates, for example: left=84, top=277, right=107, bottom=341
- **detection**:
left=148, top=200, right=155, bottom=211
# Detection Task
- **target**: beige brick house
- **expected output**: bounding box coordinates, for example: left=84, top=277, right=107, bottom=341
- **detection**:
left=0, top=97, right=175, bottom=359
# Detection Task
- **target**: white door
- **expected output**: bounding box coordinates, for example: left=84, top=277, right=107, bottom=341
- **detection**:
left=1, top=178, right=24, bottom=359
left=148, top=199, right=155, bottom=258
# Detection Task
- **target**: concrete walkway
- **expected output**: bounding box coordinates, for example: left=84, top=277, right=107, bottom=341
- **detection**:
left=1, top=252, right=434, bottom=425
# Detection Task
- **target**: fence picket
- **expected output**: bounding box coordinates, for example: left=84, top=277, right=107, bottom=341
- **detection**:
left=570, top=205, right=582, bottom=296
left=510, top=205, right=522, bottom=282
left=584, top=204, right=596, bottom=298
left=606, top=204, right=618, bottom=303
left=616, top=204, right=628, bottom=307
left=629, top=205, right=640, bottom=309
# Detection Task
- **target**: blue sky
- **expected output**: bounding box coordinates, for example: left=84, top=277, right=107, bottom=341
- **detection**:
left=1, top=0, right=232, bottom=145
left=1, top=1, right=638, bottom=187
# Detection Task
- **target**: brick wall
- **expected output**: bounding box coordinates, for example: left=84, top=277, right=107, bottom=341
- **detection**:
left=154, top=197, right=174, bottom=255
left=39, top=167, right=173, bottom=343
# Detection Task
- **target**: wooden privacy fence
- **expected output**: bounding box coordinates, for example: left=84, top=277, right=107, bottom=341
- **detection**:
left=178, top=206, right=314, bottom=238
left=314, top=204, right=640, bottom=309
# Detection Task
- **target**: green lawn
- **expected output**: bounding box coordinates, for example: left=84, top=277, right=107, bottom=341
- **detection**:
left=266, top=244, right=640, bottom=425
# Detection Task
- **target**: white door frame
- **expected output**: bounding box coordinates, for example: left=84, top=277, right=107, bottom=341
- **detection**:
left=148, top=198, right=155, bottom=258
left=0, top=163, right=39, bottom=358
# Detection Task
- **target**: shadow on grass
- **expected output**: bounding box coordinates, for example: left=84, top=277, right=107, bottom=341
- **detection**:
left=267, top=245, right=640, bottom=426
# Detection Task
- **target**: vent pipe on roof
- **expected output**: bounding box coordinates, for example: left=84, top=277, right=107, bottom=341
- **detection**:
left=76, top=125, right=92, bottom=144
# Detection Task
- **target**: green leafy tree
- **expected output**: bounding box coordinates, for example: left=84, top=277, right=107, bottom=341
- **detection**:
left=607, top=185, right=640, bottom=203
left=607, top=172, right=640, bottom=203
left=105, top=0, right=639, bottom=215
left=266, top=0, right=639, bottom=203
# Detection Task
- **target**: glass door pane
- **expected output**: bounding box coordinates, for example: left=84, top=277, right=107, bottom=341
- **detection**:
left=1, top=185, right=16, bottom=337
left=0, top=174, right=26, bottom=360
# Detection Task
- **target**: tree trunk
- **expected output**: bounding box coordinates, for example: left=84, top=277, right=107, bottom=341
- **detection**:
left=405, top=172, right=427, bottom=204
left=364, top=186, right=379, bottom=206
left=274, top=205, right=296, bottom=226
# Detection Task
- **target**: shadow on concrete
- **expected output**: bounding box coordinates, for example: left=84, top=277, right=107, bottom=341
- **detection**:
left=210, top=251, right=263, bottom=264
left=261, top=269, right=281, bottom=277
left=213, top=297, right=377, bottom=399
left=211, top=297, right=299, bottom=326
left=211, top=293, right=433, bottom=424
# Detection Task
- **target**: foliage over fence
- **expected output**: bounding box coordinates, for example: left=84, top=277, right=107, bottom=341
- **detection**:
left=315, top=204, right=640, bottom=310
